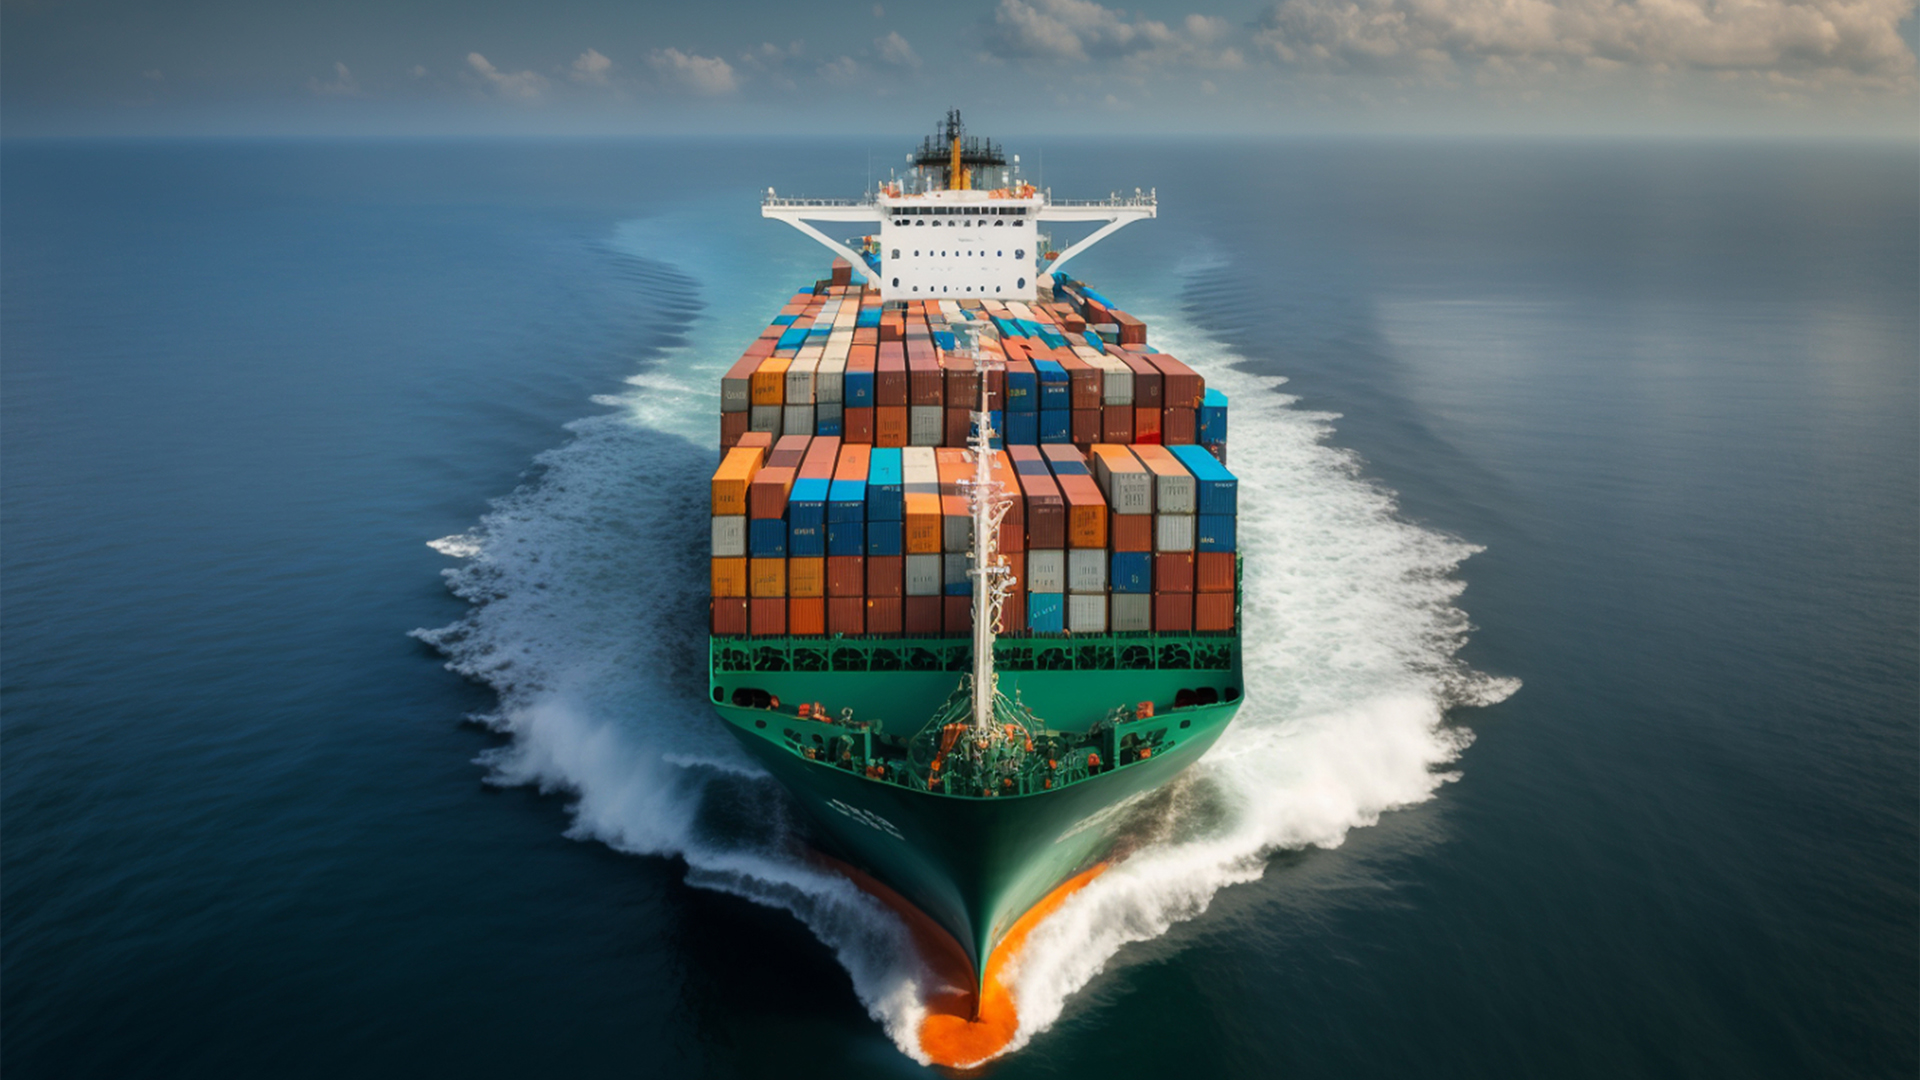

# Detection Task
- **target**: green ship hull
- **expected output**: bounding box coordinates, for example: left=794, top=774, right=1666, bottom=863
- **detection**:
left=708, top=631, right=1242, bottom=979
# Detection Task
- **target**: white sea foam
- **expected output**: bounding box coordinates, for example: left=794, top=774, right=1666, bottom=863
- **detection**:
left=415, top=254, right=1514, bottom=1065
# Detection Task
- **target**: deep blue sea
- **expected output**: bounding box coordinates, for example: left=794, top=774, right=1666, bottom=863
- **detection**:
left=4, top=137, right=1914, bottom=1078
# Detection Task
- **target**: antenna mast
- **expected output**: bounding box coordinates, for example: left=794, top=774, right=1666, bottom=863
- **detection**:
left=960, top=345, right=1014, bottom=733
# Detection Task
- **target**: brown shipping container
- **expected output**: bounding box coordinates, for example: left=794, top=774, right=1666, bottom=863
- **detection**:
left=720, top=410, right=749, bottom=450
left=749, top=598, right=787, bottom=636
left=1120, top=354, right=1163, bottom=408
left=749, top=557, right=786, bottom=598
left=748, top=466, right=797, bottom=518
left=1156, top=552, right=1195, bottom=593
left=1101, top=404, right=1134, bottom=444
left=736, top=431, right=774, bottom=451
left=1056, top=474, right=1108, bottom=548
left=769, top=434, right=812, bottom=469
left=1196, top=551, right=1237, bottom=594
left=1149, top=355, right=1205, bottom=409
left=943, top=362, right=980, bottom=408
left=997, top=588, right=1024, bottom=635
left=1161, top=407, right=1197, bottom=445
left=827, top=555, right=865, bottom=597
left=1019, top=468, right=1065, bottom=550
left=1060, top=356, right=1103, bottom=410
left=711, top=598, right=749, bottom=635
left=1155, top=591, right=1194, bottom=632
left=944, top=408, right=971, bottom=447
left=866, top=597, right=904, bottom=635
left=1194, top=592, right=1235, bottom=632
left=828, top=596, right=864, bottom=635
left=1110, top=512, right=1153, bottom=553
left=711, top=557, right=748, bottom=599
left=789, top=596, right=826, bottom=636
left=908, top=355, right=943, bottom=407
left=788, top=557, right=825, bottom=598
left=1134, top=407, right=1162, bottom=444
left=877, top=351, right=909, bottom=408
left=1071, top=409, right=1101, bottom=446
left=843, top=407, right=875, bottom=444
left=880, top=313, right=905, bottom=342
left=944, top=595, right=973, bottom=636
left=993, top=451, right=1025, bottom=550
left=875, top=406, right=909, bottom=448
left=710, top=446, right=765, bottom=516
left=904, top=596, right=942, bottom=636
left=866, top=555, right=904, bottom=598
left=1113, top=311, right=1148, bottom=346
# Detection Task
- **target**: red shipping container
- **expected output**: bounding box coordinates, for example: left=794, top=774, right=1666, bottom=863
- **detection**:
left=866, top=596, right=904, bottom=635
left=1134, top=407, right=1162, bottom=444
left=875, top=407, right=909, bottom=448
left=799, top=436, right=842, bottom=479
left=844, top=407, right=874, bottom=444
left=908, top=355, right=943, bottom=407
left=1156, top=552, right=1196, bottom=593
left=1161, top=406, right=1196, bottom=445
left=904, top=596, right=942, bottom=635
left=828, top=596, right=864, bottom=635
left=877, top=345, right=909, bottom=407
left=1112, top=311, right=1148, bottom=346
left=943, top=595, right=973, bottom=636
left=1101, top=404, right=1134, bottom=444
left=1193, top=592, right=1235, bottom=631
left=768, top=434, right=811, bottom=469
left=866, top=555, right=904, bottom=598
left=1060, top=356, right=1102, bottom=410
left=1148, top=355, right=1205, bottom=409
left=711, top=598, right=749, bottom=635
left=1110, top=512, right=1153, bottom=553
left=748, top=466, right=796, bottom=518
left=1155, top=591, right=1193, bottom=632
left=880, top=313, right=905, bottom=342
left=1017, top=469, right=1065, bottom=549
left=1071, top=409, right=1101, bottom=446
left=1196, top=552, right=1236, bottom=593
left=827, top=556, right=865, bottom=597
left=720, top=410, right=749, bottom=449
left=943, top=363, right=980, bottom=407
left=789, top=597, right=826, bottom=635
left=750, top=598, right=787, bottom=636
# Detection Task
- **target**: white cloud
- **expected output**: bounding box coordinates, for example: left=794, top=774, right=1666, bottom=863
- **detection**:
left=648, top=48, right=738, bottom=94
left=876, top=30, right=922, bottom=68
left=571, top=48, right=613, bottom=85
left=1251, top=0, right=1918, bottom=87
left=987, top=0, right=1243, bottom=67
left=307, top=61, right=360, bottom=97
left=820, top=55, right=862, bottom=84
left=409, top=64, right=428, bottom=78
left=466, top=52, right=547, bottom=99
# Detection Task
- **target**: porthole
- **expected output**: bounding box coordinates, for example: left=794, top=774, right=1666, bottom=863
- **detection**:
left=995, top=219, right=1004, bottom=226
left=917, top=219, right=925, bottom=226
left=892, top=277, right=900, bottom=287
left=1015, top=250, right=1025, bottom=259
left=913, top=285, right=919, bottom=292
left=1017, top=277, right=1026, bottom=288
left=892, top=249, right=899, bottom=260
left=997, top=251, right=1003, bottom=257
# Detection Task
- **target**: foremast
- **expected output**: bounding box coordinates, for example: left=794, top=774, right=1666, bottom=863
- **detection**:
left=961, top=345, right=1014, bottom=734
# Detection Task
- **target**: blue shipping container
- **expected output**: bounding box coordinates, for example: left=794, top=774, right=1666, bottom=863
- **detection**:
left=1169, top=445, right=1238, bottom=516
left=1004, top=410, right=1039, bottom=445
left=826, top=520, right=864, bottom=556
left=1039, top=409, right=1070, bottom=443
left=1196, top=514, right=1237, bottom=553
left=866, top=519, right=904, bottom=557
left=1045, top=450, right=1088, bottom=476
left=777, top=326, right=809, bottom=351
left=1028, top=592, right=1065, bottom=632
left=1111, top=551, right=1153, bottom=593
left=1084, top=330, right=1105, bottom=350
left=749, top=518, right=788, bottom=558
left=827, top=480, right=866, bottom=523
left=857, top=308, right=881, bottom=328
left=866, top=449, right=904, bottom=521
left=772, top=314, right=797, bottom=326
left=1006, top=366, right=1038, bottom=412
left=1033, top=360, right=1069, bottom=410
left=787, top=479, right=828, bottom=557
left=845, top=367, right=875, bottom=407
left=933, top=330, right=956, bottom=351
left=1198, top=387, right=1229, bottom=444
left=816, top=417, right=842, bottom=437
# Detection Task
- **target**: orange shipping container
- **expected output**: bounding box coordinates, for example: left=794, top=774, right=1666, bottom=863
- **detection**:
left=710, top=446, right=765, bottom=515
left=1195, top=552, right=1236, bottom=594
left=828, top=596, right=864, bottom=635
left=788, top=557, right=825, bottom=598
left=711, top=557, right=748, bottom=599
left=875, top=406, right=909, bottom=448
left=1193, top=592, right=1235, bottom=631
left=1134, top=408, right=1162, bottom=444
left=1056, top=474, right=1109, bottom=548
left=1110, top=512, right=1153, bottom=553
left=789, top=596, right=826, bottom=635
left=843, top=407, right=874, bottom=444
left=905, top=493, right=943, bottom=554
left=1156, top=553, right=1195, bottom=593
left=751, top=357, right=791, bottom=406
left=749, top=557, right=787, bottom=597
left=737, top=431, right=774, bottom=451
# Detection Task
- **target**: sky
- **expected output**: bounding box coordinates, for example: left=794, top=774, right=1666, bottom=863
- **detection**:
left=3, top=0, right=1916, bottom=138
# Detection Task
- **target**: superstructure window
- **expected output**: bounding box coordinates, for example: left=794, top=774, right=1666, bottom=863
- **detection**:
left=892, top=277, right=900, bottom=287
left=994, top=219, right=1004, bottom=226
left=892, top=250, right=899, bottom=259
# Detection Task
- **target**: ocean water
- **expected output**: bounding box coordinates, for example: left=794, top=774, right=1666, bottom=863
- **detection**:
left=3, top=138, right=1913, bottom=1078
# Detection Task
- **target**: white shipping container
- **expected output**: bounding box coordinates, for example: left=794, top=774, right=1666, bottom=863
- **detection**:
left=1110, top=593, right=1152, bottom=632
left=1093, top=452, right=1153, bottom=515
left=785, top=357, right=817, bottom=404
left=943, top=553, right=971, bottom=593
left=797, top=344, right=825, bottom=363
left=1026, top=549, right=1065, bottom=593
left=815, top=357, right=846, bottom=404
left=909, top=406, right=943, bottom=447
left=748, top=405, right=783, bottom=436
left=1156, top=513, right=1196, bottom=553
left=721, top=372, right=752, bottom=412
left=1068, top=548, right=1108, bottom=593
left=782, top=404, right=814, bottom=435
left=902, top=447, right=940, bottom=492
left=711, top=515, right=746, bottom=558
left=1153, top=470, right=1196, bottom=515
left=1067, top=594, right=1107, bottom=633
left=815, top=403, right=843, bottom=431
left=942, top=512, right=972, bottom=553
left=1096, top=357, right=1135, bottom=406
left=905, top=554, right=943, bottom=596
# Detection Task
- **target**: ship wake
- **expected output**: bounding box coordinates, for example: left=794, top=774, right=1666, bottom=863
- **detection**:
left=416, top=272, right=1514, bottom=1067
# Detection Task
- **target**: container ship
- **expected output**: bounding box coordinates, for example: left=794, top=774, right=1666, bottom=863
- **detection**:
left=705, top=112, right=1241, bottom=1064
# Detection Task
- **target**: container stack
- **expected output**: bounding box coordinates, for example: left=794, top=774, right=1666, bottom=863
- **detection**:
left=710, top=270, right=1238, bottom=639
